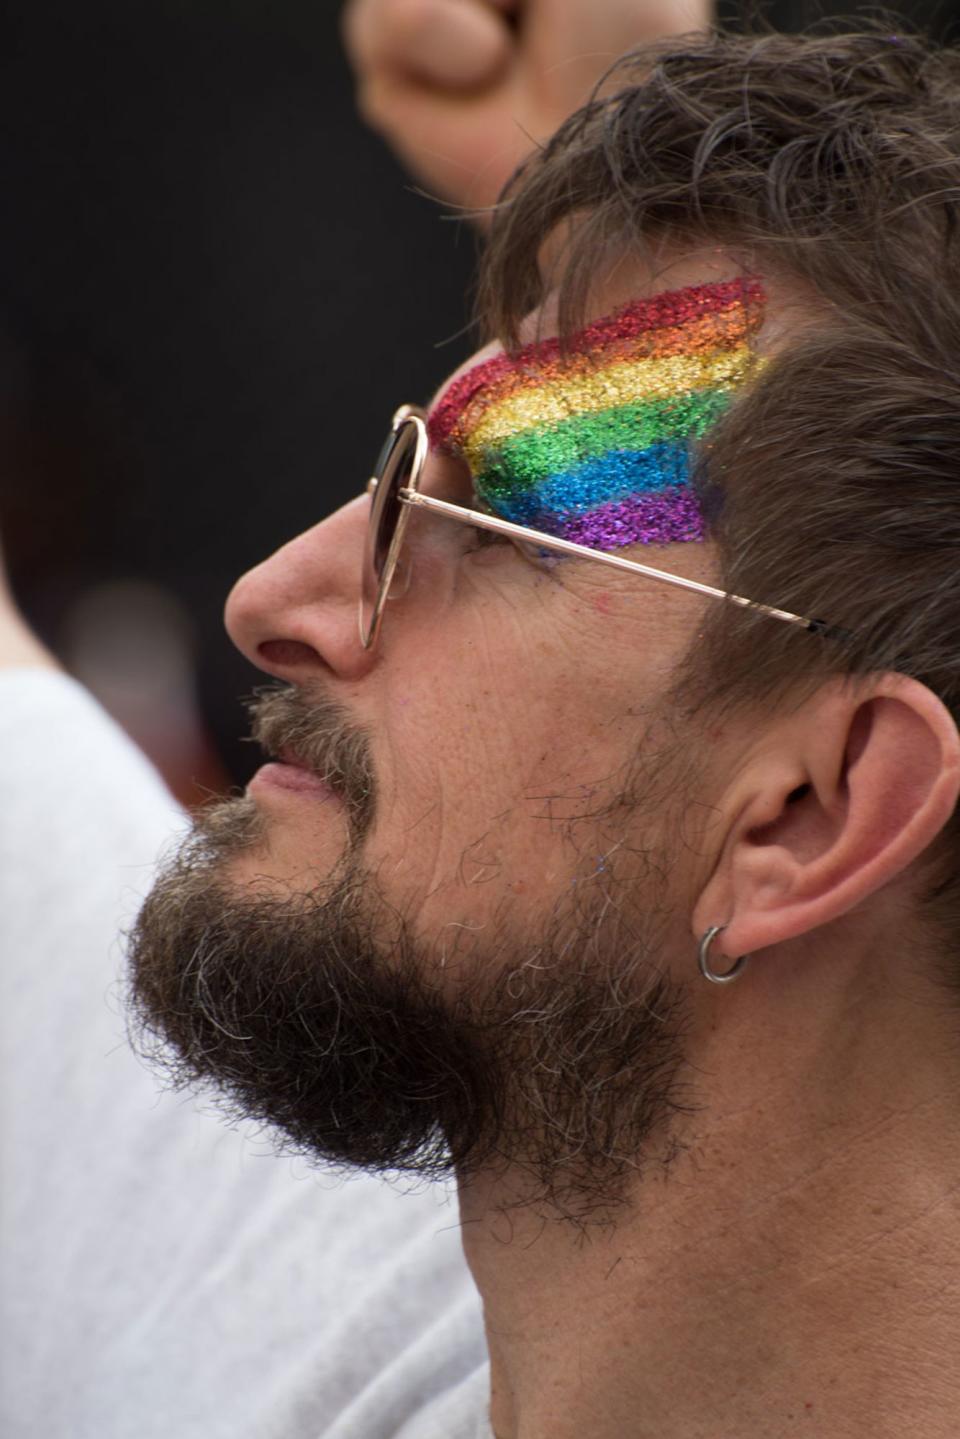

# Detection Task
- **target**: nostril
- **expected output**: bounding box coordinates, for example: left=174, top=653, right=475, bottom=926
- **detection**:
left=257, top=639, right=323, bottom=669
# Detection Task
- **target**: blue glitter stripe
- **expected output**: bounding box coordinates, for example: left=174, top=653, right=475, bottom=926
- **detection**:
left=476, top=442, right=691, bottom=525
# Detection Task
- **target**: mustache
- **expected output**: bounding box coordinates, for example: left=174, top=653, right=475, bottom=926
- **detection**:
left=245, top=684, right=377, bottom=840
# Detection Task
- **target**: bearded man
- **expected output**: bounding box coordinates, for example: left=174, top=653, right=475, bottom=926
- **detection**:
left=6, top=19, right=960, bottom=1439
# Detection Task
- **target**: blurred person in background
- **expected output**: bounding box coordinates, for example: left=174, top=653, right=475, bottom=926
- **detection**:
left=6, top=8, right=960, bottom=1439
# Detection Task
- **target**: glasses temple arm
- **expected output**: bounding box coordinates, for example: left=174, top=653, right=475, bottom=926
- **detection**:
left=400, top=488, right=843, bottom=639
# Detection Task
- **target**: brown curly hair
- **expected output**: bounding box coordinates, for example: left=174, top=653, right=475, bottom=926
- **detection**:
left=478, top=23, right=960, bottom=940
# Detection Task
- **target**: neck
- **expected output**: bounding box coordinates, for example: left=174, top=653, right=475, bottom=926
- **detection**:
left=457, top=959, right=960, bottom=1438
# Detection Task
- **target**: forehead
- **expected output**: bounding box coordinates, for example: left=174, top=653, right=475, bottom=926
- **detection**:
left=427, top=278, right=765, bottom=446
left=424, top=276, right=767, bottom=551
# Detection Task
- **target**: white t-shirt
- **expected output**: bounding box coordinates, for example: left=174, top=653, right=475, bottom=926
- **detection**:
left=0, top=671, right=491, bottom=1439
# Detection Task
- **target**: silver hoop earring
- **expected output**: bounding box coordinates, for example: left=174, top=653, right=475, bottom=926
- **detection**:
left=697, top=925, right=748, bottom=985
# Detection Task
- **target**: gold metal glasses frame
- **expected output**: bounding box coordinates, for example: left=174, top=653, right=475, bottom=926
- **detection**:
left=359, top=404, right=834, bottom=651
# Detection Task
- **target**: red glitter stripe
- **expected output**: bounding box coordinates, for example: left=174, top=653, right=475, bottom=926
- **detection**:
left=429, top=276, right=765, bottom=447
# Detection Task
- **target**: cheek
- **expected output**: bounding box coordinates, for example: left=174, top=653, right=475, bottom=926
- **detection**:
left=366, top=627, right=639, bottom=919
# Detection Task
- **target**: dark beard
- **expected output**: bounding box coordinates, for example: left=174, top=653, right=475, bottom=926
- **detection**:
left=126, top=689, right=694, bottom=1219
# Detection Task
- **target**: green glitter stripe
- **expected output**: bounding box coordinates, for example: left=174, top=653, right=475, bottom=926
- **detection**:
left=475, top=388, right=732, bottom=489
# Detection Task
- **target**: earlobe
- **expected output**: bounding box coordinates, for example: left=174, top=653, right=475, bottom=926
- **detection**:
left=693, top=676, right=960, bottom=963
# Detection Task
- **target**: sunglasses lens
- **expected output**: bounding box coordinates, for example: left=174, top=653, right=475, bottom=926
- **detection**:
left=360, top=418, right=419, bottom=646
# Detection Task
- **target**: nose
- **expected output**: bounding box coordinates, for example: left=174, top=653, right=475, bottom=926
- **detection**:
left=225, top=494, right=376, bottom=684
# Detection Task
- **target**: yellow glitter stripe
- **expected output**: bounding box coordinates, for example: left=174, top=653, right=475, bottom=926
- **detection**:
left=452, top=304, right=757, bottom=427
left=461, top=345, right=758, bottom=458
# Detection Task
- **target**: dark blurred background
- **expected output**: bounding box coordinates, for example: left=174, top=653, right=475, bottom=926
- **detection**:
left=0, top=0, right=956, bottom=799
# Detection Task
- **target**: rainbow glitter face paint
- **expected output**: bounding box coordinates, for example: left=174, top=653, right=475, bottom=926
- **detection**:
left=428, top=277, right=766, bottom=551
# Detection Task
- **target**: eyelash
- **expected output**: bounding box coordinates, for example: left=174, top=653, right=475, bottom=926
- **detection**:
left=468, top=524, right=513, bottom=550
left=463, top=526, right=563, bottom=577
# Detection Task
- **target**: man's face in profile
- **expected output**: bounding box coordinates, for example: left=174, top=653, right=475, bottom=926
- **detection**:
left=127, top=255, right=758, bottom=1211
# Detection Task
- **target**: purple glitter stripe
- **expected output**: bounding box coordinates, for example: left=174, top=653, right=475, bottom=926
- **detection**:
left=552, top=487, right=705, bottom=550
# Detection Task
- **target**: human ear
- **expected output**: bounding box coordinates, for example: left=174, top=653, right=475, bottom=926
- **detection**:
left=693, top=675, right=960, bottom=961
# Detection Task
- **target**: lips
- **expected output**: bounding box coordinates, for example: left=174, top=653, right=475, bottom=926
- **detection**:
left=244, top=687, right=375, bottom=839
left=249, top=749, right=338, bottom=801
